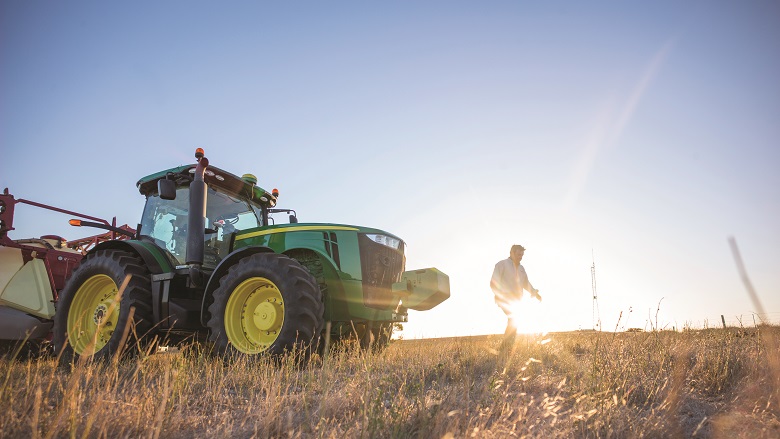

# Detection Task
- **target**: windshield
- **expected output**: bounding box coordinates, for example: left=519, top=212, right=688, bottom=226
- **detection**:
left=139, top=186, right=263, bottom=266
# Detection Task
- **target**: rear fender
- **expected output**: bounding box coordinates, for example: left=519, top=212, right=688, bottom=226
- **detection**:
left=88, top=240, right=176, bottom=275
left=199, top=245, right=275, bottom=326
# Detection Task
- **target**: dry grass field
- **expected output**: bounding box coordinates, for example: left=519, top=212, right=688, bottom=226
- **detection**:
left=1, top=326, right=778, bottom=438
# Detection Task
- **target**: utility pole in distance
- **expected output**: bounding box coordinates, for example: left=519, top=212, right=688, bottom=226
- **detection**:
left=591, top=250, right=600, bottom=331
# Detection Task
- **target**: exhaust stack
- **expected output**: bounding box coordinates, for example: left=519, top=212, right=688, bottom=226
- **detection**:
left=186, top=148, right=208, bottom=271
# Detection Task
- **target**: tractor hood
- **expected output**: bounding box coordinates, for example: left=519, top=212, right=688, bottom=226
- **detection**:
left=233, top=222, right=405, bottom=248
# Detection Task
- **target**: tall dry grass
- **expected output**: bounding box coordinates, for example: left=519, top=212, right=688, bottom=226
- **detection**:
left=1, top=326, right=778, bottom=438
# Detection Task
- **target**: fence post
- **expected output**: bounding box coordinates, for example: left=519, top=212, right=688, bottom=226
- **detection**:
left=721, top=315, right=727, bottom=329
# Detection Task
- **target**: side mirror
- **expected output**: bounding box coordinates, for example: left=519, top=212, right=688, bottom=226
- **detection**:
left=289, top=214, right=298, bottom=224
left=158, top=179, right=177, bottom=200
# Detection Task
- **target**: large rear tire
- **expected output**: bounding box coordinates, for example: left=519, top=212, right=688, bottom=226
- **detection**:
left=206, top=253, right=324, bottom=358
left=52, top=249, right=153, bottom=363
left=372, top=323, right=393, bottom=352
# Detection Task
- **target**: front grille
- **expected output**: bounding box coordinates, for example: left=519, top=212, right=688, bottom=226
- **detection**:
left=358, top=234, right=405, bottom=310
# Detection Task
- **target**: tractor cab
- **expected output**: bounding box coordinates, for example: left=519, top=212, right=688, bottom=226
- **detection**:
left=136, top=160, right=276, bottom=269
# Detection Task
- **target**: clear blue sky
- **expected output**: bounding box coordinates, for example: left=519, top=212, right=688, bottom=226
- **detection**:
left=2, top=1, right=778, bottom=337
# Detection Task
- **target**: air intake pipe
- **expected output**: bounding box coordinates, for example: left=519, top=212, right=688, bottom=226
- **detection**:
left=186, top=149, right=208, bottom=284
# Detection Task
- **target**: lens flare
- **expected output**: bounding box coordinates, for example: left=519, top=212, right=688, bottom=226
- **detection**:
left=506, top=297, right=549, bottom=335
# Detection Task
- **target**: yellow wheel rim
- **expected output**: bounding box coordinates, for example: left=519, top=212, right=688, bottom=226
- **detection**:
left=66, top=274, right=120, bottom=356
left=225, top=277, right=285, bottom=354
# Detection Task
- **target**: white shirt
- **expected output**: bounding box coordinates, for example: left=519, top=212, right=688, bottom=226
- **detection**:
left=490, top=258, right=535, bottom=303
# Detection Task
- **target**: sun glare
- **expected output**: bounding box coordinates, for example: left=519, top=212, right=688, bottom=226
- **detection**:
left=508, top=298, right=550, bottom=335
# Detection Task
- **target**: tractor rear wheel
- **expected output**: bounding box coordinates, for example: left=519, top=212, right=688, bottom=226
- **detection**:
left=372, top=323, right=393, bottom=352
left=52, top=249, right=153, bottom=363
left=207, top=253, right=324, bottom=358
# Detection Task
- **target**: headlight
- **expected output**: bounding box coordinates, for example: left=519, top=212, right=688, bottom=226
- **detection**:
left=365, top=234, right=401, bottom=250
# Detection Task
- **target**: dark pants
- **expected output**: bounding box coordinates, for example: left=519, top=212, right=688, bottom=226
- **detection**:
left=496, top=298, right=519, bottom=352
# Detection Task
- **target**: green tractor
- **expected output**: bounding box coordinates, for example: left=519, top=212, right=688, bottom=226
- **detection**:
left=51, top=149, right=449, bottom=361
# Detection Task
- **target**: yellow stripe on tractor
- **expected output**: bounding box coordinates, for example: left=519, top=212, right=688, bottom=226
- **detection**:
left=236, top=225, right=359, bottom=241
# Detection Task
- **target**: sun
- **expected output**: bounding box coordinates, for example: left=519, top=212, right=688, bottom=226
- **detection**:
left=507, top=298, right=550, bottom=335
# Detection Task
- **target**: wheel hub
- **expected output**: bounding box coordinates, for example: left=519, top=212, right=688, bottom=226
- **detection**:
left=253, top=301, right=279, bottom=331
left=93, top=304, right=108, bottom=325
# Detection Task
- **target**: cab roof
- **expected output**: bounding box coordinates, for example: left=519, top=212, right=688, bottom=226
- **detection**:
left=136, top=165, right=277, bottom=207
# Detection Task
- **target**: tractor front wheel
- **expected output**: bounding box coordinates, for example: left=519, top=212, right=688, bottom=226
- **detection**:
left=52, top=249, right=153, bottom=363
left=356, top=322, right=393, bottom=352
left=207, top=253, right=324, bottom=358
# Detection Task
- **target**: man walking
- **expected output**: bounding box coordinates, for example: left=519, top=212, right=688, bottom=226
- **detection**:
left=490, top=244, right=541, bottom=347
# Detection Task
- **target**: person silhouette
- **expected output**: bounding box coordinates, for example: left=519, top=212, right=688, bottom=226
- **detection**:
left=490, top=244, right=541, bottom=350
